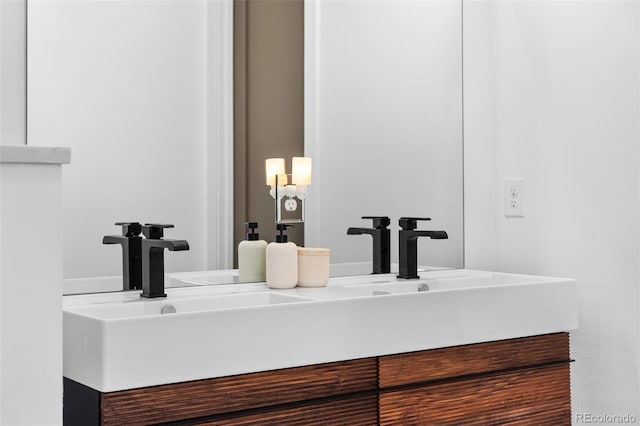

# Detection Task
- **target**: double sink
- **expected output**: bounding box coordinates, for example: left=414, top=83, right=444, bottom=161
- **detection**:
left=63, top=269, right=578, bottom=393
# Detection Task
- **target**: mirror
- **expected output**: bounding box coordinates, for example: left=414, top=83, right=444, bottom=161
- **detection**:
left=304, top=0, right=463, bottom=270
left=26, top=0, right=463, bottom=294
left=28, top=0, right=234, bottom=286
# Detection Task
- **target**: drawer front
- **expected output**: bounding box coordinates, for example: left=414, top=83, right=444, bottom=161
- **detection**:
left=197, top=395, right=378, bottom=426
left=101, top=358, right=377, bottom=426
left=379, top=333, right=569, bottom=388
left=379, top=363, right=571, bottom=426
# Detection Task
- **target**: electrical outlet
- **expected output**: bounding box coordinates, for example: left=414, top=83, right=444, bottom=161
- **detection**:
left=504, top=178, right=524, bottom=217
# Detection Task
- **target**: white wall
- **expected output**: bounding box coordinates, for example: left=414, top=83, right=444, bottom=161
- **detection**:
left=464, top=0, right=640, bottom=419
left=28, top=0, right=233, bottom=280
left=306, top=0, right=464, bottom=269
left=0, top=0, right=26, bottom=145
left=206, top=0, right=235, bottom=272
left=0, top=159, right=67, bottom=425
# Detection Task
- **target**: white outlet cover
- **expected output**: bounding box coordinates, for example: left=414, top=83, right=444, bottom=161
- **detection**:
left=504, top=178, right=524, bottom=217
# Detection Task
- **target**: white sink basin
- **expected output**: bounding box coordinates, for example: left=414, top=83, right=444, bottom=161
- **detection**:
left=292, top=270, right=566, bottom=298
left=65, top=292, right=309, bottom=319
left=63, top=269, right=578, bottom=392
left=417, top=271, right=557, bottom=289
left=168, top=271, right=241, bottom=286
left=319, top=281, right=433, bottom=297
left=62, top=273, right=227, bottom=295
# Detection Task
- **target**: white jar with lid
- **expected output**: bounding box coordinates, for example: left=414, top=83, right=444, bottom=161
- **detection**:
left=297, top=248, right=331, bottom=287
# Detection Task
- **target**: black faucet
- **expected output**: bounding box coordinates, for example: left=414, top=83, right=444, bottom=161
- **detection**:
left=103, top=222, right=143, bottom=291
left=347, top=216, right=391, bottom=274
left=397, top=217, right=448, bottom=279
left=141, top=223, right=190, bottom=298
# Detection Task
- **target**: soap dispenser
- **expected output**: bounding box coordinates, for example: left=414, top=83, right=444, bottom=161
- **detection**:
left=266, top=224, right=298, bottom=289
left=238, top=222, right=268, bottom=283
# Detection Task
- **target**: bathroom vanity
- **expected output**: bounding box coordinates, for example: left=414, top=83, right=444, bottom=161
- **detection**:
left=63, top=270, right=577, bottom=425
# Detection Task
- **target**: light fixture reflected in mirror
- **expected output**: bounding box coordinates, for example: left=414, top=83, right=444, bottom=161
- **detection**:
left=266, top=157, right=312, bottom=223
left=266, top=158, right=286, bottom=198
left=292, top=156, right=312, bottom=200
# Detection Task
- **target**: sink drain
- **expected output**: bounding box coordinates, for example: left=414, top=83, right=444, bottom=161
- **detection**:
left=161, top=304, right=177, bottom=314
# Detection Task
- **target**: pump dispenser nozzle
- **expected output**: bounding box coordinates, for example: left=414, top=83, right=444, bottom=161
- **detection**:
left=246, top=222, right=260, bottom=241
left=275, top=223, right=292, bottom=243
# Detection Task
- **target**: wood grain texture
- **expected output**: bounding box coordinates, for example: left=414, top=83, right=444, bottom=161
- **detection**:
left=379, top=363, right=571, bottom=426
left=196, top=395, right=378, bottom=426
left=379, top=333, right=570, bottom=388
left=90, top=333, right=572, bottom=425
left=101, top=358, right=377, bottom=426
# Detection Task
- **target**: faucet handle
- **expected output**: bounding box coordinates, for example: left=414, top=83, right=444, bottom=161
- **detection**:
left=362, top=216, right=390, bottom=229
left=142, top=223, right=175, bottom=239
left=114, top=222, right=142, bottom=237
left=399, top=217, right=431, bottom=230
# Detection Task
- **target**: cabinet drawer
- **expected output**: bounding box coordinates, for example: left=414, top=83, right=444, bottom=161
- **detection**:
left=379, top=363, right=571, bottom=425
left=379, top=333, right=569, bottom=388
left=197, top=394, right=378, bottom=426
left=100, top=358, right=377, bottom=426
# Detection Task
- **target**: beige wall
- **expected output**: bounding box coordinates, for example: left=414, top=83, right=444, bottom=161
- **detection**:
left=234, top=0, right=304, bottom=264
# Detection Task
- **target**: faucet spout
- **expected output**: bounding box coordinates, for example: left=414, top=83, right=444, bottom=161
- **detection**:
left=412, top=230, right=448, bottom=240
left=103, top=222, right=143, bottom=291
left=397, top=217, right=448, bottom=279
left=141, top=224, right=190, bottom=298
left=346, top=216, right=391, bottom=274
left=102, top=235, right=126, bottom=244
left=347, top=227, right=375, bottom=236
left=146, top=239, right=190, bottom=251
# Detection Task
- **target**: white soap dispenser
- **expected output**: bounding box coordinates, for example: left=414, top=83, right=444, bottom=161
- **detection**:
left=266, top=224, right=298, bottom=289
left=238, top=222, right=268, bottom=283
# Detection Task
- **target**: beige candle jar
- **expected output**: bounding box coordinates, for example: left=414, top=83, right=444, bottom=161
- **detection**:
left=297, top=248, right=331, bottom=287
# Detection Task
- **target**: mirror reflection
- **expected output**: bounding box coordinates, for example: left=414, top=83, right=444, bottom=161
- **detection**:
left=26, top=0, right=463, bottom=294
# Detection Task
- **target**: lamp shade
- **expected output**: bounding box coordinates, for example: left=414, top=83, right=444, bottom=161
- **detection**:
left=292, top=157, right=312, bottom=185
left=266, top=158, right=285, bottom=185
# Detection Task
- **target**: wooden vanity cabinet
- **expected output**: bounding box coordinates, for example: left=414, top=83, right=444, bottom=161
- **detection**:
left=64, top=359, right=379, bottom=426
left=64, top=333, right=571, bottom=425
left=378, top=333, right=572, bottom=425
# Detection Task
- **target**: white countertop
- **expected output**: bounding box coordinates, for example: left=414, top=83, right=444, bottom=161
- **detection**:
left=63, top=269, right=578, bottom=392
